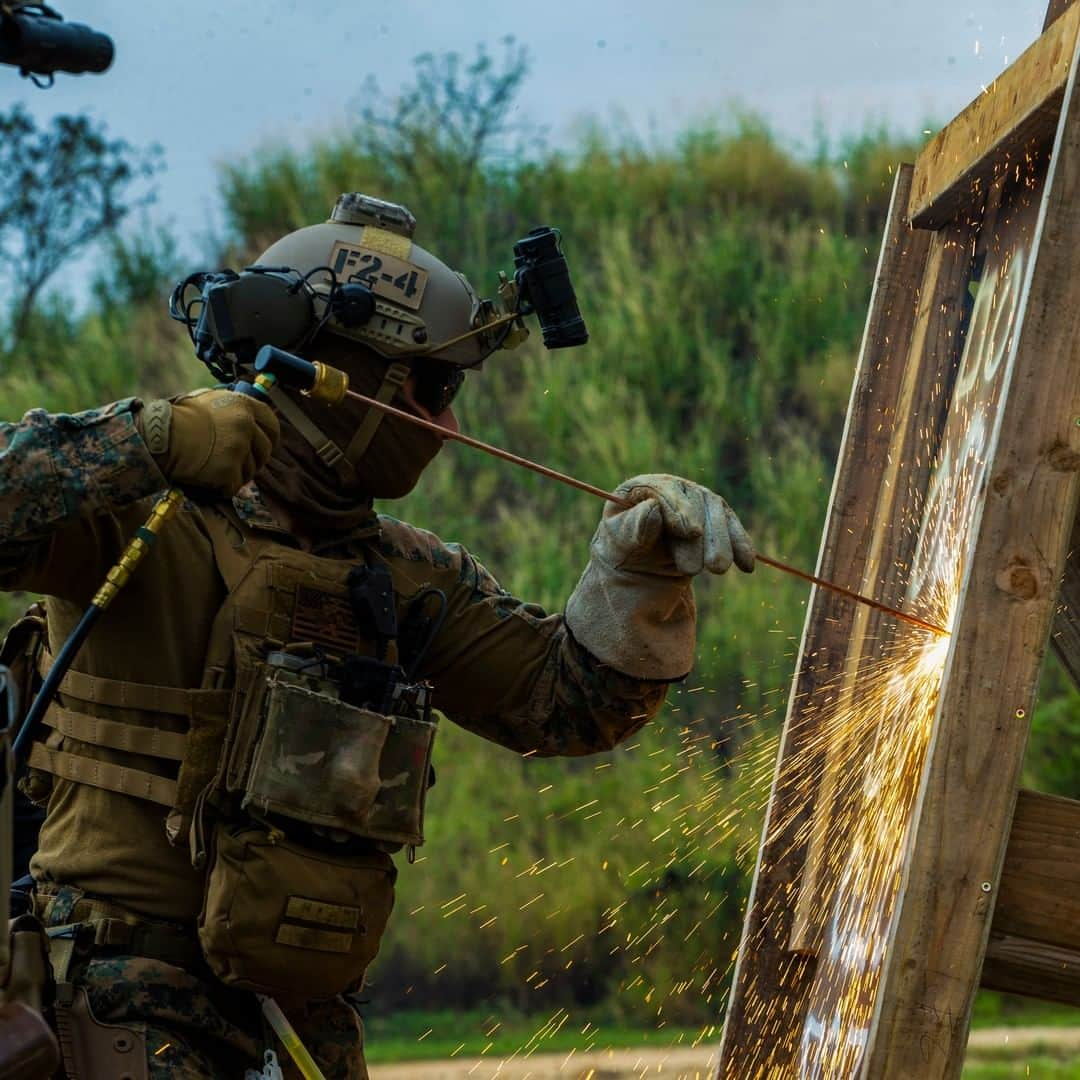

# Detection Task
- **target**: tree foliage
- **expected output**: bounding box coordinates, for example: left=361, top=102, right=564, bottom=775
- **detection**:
left=0, top=104, right=163, bottom=351
left=352, top=38, right=539, bottom=265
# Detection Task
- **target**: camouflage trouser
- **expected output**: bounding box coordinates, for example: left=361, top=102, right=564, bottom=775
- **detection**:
left=75, top=955, right=367, bottom=1080
left=33, top=885, right=368, bottom=1080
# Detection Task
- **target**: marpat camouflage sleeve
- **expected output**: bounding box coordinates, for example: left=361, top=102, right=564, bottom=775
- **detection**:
left=377, top=517, right=670, bottom=757
left=0, top=399, right=166, bottom=598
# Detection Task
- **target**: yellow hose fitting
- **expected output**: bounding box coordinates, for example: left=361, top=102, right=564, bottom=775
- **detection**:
left=150, top=488, right=185, bottom=528
left=305, top=362, right=349, bottom=406
left=91, top=489, right=184, bottom=610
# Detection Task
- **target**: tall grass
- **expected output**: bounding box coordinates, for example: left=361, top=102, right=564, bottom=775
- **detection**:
left=10, top=110, right=1068, bottom=1028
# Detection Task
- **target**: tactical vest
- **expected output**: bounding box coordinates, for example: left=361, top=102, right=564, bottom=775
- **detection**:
left=17, top=502, right=440, bottom=1000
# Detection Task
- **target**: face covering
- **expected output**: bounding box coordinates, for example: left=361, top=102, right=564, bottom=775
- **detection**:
left=257, top=335, right=446, bottom=534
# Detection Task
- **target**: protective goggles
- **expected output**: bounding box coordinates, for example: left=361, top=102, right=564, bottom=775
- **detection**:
left=411, top=360, right=465, bottom=417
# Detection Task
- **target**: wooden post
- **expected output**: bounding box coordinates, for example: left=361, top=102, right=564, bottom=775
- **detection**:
left=719, top=4, right=1080, bottom=1076
left=717, top=166, right=933, bottom=1076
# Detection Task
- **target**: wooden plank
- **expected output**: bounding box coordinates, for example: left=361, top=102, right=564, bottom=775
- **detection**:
left=979, top=788, right=1080, bottom=1004
left=787, top=213, right=979, bottom=954
left=909, top=2, right=1080, bottom=228
left=993, top=788, right=1080, bottom=951
left=1047, top=0, right=1079, bottom=32
left=718, top=165, right=933, bottom=1077
left=1050, top=507, right=1080, bottom=687
left=783, top=167, right=1018, bottom=1079
left=866, top=29, right=1080, bottom=1078
left=981, top=935, right=1080, bottom=1006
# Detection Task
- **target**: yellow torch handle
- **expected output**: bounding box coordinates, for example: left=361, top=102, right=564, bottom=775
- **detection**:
left=257, top=996, right=327, bottom=1080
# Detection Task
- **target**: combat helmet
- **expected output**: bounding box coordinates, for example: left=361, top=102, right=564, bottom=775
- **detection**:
left=256, top=193, right=501, bottom=370
left=170, top=192, right=584, bottom=477
left=238, top=194, right=513, bottom=474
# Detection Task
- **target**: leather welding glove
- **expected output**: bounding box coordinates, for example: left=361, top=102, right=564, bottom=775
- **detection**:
left=135, top=388, right=279, bottom=496
left=565, top=474, right=754, bottom=680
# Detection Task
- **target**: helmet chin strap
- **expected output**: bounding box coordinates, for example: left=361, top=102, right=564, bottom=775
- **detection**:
left=264, top=360, right=411, bottom=481
left=344, top=360, right=411, bottom=463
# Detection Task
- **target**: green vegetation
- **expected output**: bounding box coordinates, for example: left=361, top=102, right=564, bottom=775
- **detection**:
left=963, top=1062, right=1080, bottom=1079
left=3, top=46, right=1078, bottom=1060
left=362, top=1005, right=714, bottom=1064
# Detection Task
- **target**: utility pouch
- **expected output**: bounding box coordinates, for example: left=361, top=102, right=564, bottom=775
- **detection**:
left=0, top=606, right=45, bottom=713
left=198, top=821, right=395, bottom=998
left=239, top=661, right=438, bottom=848
left=1, top=607, right=50, bottom=807
left=0, top=915, right=53, bottom=1014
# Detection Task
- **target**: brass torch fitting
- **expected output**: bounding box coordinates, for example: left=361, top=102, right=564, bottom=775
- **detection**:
left=305, top=362, right=349, bottom=406
left=91, top=488, right=184, bottom=610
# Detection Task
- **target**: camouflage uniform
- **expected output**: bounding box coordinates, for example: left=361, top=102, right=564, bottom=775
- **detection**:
left=0, top=399, right=668, bottom=1077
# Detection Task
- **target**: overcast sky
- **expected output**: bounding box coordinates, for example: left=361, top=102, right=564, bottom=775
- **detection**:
left=3, top=0, right=1054, bottom=264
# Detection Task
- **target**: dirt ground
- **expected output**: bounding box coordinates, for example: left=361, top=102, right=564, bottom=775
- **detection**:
left=369, top=1026, right=1080, bottom=1079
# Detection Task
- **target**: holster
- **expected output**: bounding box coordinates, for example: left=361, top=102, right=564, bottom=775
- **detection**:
left=53, top=982, right=147, bottom=1080
left=5, top=903, right=150, bottom=1080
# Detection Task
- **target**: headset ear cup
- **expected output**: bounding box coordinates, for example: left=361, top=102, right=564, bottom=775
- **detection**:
left=334, top=283, right=377, bottom=328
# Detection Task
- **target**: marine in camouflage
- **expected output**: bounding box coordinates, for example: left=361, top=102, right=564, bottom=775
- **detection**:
left=0, top=398, right=671, bottom=1076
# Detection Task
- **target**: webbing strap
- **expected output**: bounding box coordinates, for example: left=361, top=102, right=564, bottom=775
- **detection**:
left=266, top=384, right=357, bottom=480
left=27, top=743, right=177, bottom=808
left=344, top=361, right=410, bottom=464
left=43, top=915, right=203, bottom=973
left=45, top=664, right=228, bottom=719
left=88, top=917, right=201, bottom=968
left=42, top=705, right=187, bottom=762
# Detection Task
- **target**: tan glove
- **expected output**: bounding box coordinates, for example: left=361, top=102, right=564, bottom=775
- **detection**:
left=564, top=474, right=754, bottom=679
left=136, top=389, right=279, bottom=496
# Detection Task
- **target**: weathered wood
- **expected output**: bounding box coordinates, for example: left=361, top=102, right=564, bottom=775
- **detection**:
left=909, top=2, right=1080, bottom=228
left=720, top=9, right=1080, bottom=1076
left=1047, top=0, right=1078, bottom=32
left=718, top=166, right=933, bottom=1078
left=787, top=213, right=979, bottom=955
left=981, top=935, right=1080, bottom=1006
left=866, top=28, right=1080, bottom=1078
left=1051, top=506, right=1080, bottom=687
left=991, top=788, right=1080, bottom=951
left=978, top=789, right=1080, bottom=1004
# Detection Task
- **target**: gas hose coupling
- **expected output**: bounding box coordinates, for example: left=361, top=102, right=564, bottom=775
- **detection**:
left=307, top=360, right=349, bottom=405
left=251, top=344, right=350, bottom=406
left=91, top=488, right=185, bottom=610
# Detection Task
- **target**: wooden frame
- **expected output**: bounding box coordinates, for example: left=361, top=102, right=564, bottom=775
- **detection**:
left=718, top=4, right=1080, bottom=1076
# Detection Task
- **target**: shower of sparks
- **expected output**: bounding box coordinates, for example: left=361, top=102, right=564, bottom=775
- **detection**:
left=712, top=449, right=970, bottom=1079
left=722, top=146, right=1041, bottom=1078
left=382, top=151, right=1044, bottom=1080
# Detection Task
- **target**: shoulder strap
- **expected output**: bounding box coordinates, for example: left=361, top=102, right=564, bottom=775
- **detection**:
left=200, top=504, right=266, bottom=594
